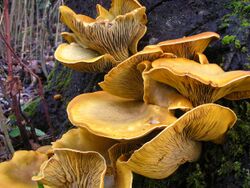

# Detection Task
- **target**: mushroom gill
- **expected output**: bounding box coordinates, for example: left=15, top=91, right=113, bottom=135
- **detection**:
left=109, top=104, right=236, bottom=179
left=32, top=149, right=106, bottom=188
left=99, top=46, right=169, bottom=99
left=145, top=32, right=220, bottom=60
left=146, top=57, right=250, bottom=106
left=55, top=0, right=147, bottom=72
left=99, top=49, right=192, bottom=111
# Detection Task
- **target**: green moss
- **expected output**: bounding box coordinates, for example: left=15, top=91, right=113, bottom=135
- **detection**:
left=234, top=39, right=241, bottom=48
left=45, top=62, right=73, bottom=92
left=241, top=19, right=250, bottom=27
left=241, top=46, right=248, bottom=53
left=186, top=164, right=206, bottom=188
left=22, top=97, right=41, bottom=117
left=221, top=35, right=242, bottom=49
left=221, top=35, right=236, bottom=45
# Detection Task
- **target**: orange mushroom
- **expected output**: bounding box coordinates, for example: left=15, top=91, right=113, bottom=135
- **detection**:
left=145, top=32, right=220, bottom=61
left=146, top=57, right=250, bottom=106
left=33, top=149, right=106, bottom=188
left=0, top=150, right=48, bottom=188
left=55, top=0, right=147, bottom=72
left=109, top=104, right=236, bottom=180
left=67, top=91, right=177, bottom=140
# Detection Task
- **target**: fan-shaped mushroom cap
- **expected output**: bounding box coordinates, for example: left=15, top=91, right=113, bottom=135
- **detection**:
left=55, top=42, right=119, bottom=72
left=52, top=128, right=117, bottom=162
left=109, top=0, right=142, bottom=17
left=146, top=58, right=250, bottom=106
left=96, top=0, right=142, bottom=21
left=0, top=150, right=48, bottom=188
left=33, top=149, right=106, bottom=188
left=99, top=50, right=192, bottom=111
left=138, top=60, right=193, bottom=110
left=110, top=104, right=236, bottom=179
left=99, top=46, right=168, bottom=99
left=145, top=32, right=220, bottom=59
left=58, top=4, right=147, bottom=62
left=61, top=32, right=77, bottom=43
left=67, top=91, right=177, bottom=140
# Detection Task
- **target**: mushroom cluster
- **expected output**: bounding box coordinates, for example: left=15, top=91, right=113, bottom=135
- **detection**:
left=1, top=0, right=250, bottom=187
left=55, top=0, right=147, bottom=72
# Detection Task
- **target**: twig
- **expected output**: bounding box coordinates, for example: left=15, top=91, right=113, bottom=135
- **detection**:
left=4, top=0, right=31, bottom=149
left=0, top=31, right=55, bottom=139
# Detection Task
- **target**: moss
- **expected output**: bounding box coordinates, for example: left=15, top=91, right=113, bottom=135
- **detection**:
left=221, top=35, right=242, bottom=49
left=22, top=97, right=41, bottom=117
left=45, top=62, right=73, bottom=93
left=234, top=39, right=241, bottom=48
left=241, top=46, right=248, bottom=53
left=219, top=0, right=250, bottom=70
left=221, top=35, right=236, bottom=45
left=186, top=164, right=206, bottom=188
left=241, top=19, right=250, bottom=27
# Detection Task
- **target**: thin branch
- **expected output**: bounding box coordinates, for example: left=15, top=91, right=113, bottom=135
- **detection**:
left=0, top=31, right=55, bottom=139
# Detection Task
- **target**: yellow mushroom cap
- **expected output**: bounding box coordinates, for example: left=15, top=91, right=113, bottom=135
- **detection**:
left=110, top=103, right=236, bottom=179
left=109, top=0, right=143, bottom=17
left=55, top=42, right=119, bottom=72
left=100, top=49, right=192, bottom=111
left=52, top=128, right=117, bottom=162
left=99, top=46, right=175, bottom=100
left=138, top=60, right=193, bottom=110
left=33, top=149, right=106, bottom=188
left=67, top=91, right=177, bottom=140
left=146, top=57, right=250, bottom=106
left=61, top=32, right=77, bottom=44
left=97, top=0, right=143, bottom=21
left=58, top=4, right=147, bottom=63
left=145, top=32, right=220, bottom=59
left=0, top=150, right=48, bottom=188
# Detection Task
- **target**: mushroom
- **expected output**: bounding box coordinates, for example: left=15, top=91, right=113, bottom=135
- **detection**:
left=33, top=149, right=106, bottom=188
left=115, top=155, right=133, bottom=188
left=138, top=60, right=193, bottom=111
left=55, top=0, right=147, bottom=72
left=99, top=48, right=192, bottom=110
left=99, top=46, right=170, bottom=99
left=146, top=57, right=250, bottom=106
left=36, top=145, right=54, bottom=158
left=67, top=91, right=177, bottom=140
left=109, top=104, right=236, bottom=180
left=52, top=128, right=117, bottom=162
left=96, top=0, right=143, bottom=20
left=108, top=141, right=141, bottom=188
left=145, top=32, right=220, bottom=62
left=0, top=150, right=48, bottom=188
